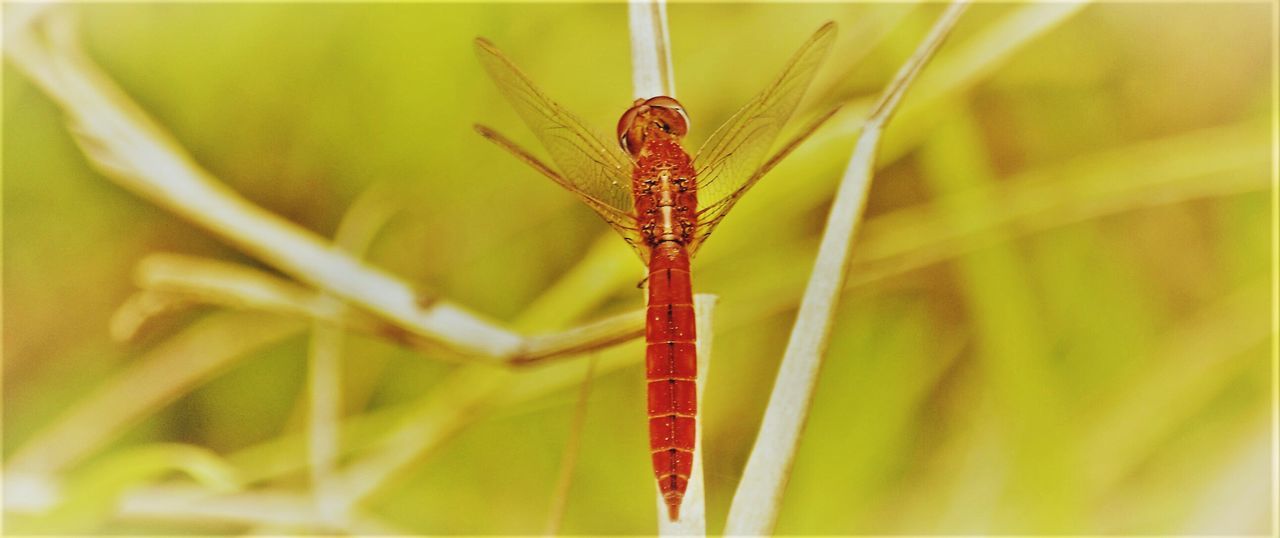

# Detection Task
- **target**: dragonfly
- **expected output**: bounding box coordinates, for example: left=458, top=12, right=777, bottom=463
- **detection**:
left=474, top=22, right=838, bottom=521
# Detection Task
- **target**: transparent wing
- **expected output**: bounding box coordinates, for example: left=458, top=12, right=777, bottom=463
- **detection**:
left=474, top=124, right=650, bottom=262
left=690, top=22, right=837, bottom=254
left=475, top=38, right=637, bottom=221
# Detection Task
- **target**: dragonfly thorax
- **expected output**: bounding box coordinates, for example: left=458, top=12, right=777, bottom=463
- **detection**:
left=632, top=139, right=696, bottom=247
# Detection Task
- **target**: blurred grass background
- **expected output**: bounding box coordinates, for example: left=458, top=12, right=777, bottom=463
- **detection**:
left=2, top=2, right=1274, bottom=535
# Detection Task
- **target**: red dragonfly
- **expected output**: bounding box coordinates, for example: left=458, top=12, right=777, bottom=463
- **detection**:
left=474, top=22, right=837, bottom=521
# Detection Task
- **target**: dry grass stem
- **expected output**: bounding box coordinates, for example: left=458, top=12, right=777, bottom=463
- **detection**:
left=725, top=3, right=970, bottom=534
left=127, top=253, right=647, bottom=365
left=123, top=253, right=450, bottom=353
left=513, top=309, right=646, bottom=365
left=133, top=254, right=350, bottom=325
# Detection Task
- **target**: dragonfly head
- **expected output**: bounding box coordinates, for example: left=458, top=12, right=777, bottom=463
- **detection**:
left=617, top=96, right=690, bottom=157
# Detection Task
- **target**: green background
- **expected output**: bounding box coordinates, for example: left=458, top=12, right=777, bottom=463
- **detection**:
left=3, top=2, right=1274, bottom=534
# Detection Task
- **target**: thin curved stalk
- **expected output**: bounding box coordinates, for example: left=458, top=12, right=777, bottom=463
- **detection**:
left=725, top=3, right=970, bottom=534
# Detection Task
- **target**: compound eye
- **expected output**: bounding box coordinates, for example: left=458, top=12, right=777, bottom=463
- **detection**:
left=616, top=105, right=643, bottom=153
left=643, top=96, right=690, bottom=135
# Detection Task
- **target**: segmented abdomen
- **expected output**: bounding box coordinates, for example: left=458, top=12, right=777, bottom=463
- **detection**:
left=646, top=241, right=696, bottom=521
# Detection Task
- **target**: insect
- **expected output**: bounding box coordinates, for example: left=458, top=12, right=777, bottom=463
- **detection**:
left=474, top=22, right=837, bottom=521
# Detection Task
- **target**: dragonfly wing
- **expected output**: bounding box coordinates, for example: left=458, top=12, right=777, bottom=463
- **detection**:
left=474, top=124, right=649, bottom=262
left=475, top=38, right=637, bottom=223
left=690, top=22, right=837, bottom=254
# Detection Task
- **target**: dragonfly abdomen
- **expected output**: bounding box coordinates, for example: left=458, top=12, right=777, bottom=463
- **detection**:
left=646, top=240, right=696, bottom=521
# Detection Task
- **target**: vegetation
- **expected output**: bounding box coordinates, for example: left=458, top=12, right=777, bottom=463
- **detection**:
left=3, top=2, right=1273, bottom=535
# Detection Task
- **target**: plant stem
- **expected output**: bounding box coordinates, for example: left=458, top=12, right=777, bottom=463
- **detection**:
left=127, top=253, right=646, bottom=365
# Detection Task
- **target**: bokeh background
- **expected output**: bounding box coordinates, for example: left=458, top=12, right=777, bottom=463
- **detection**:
left=3, top=2, right=1274, bottom=535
